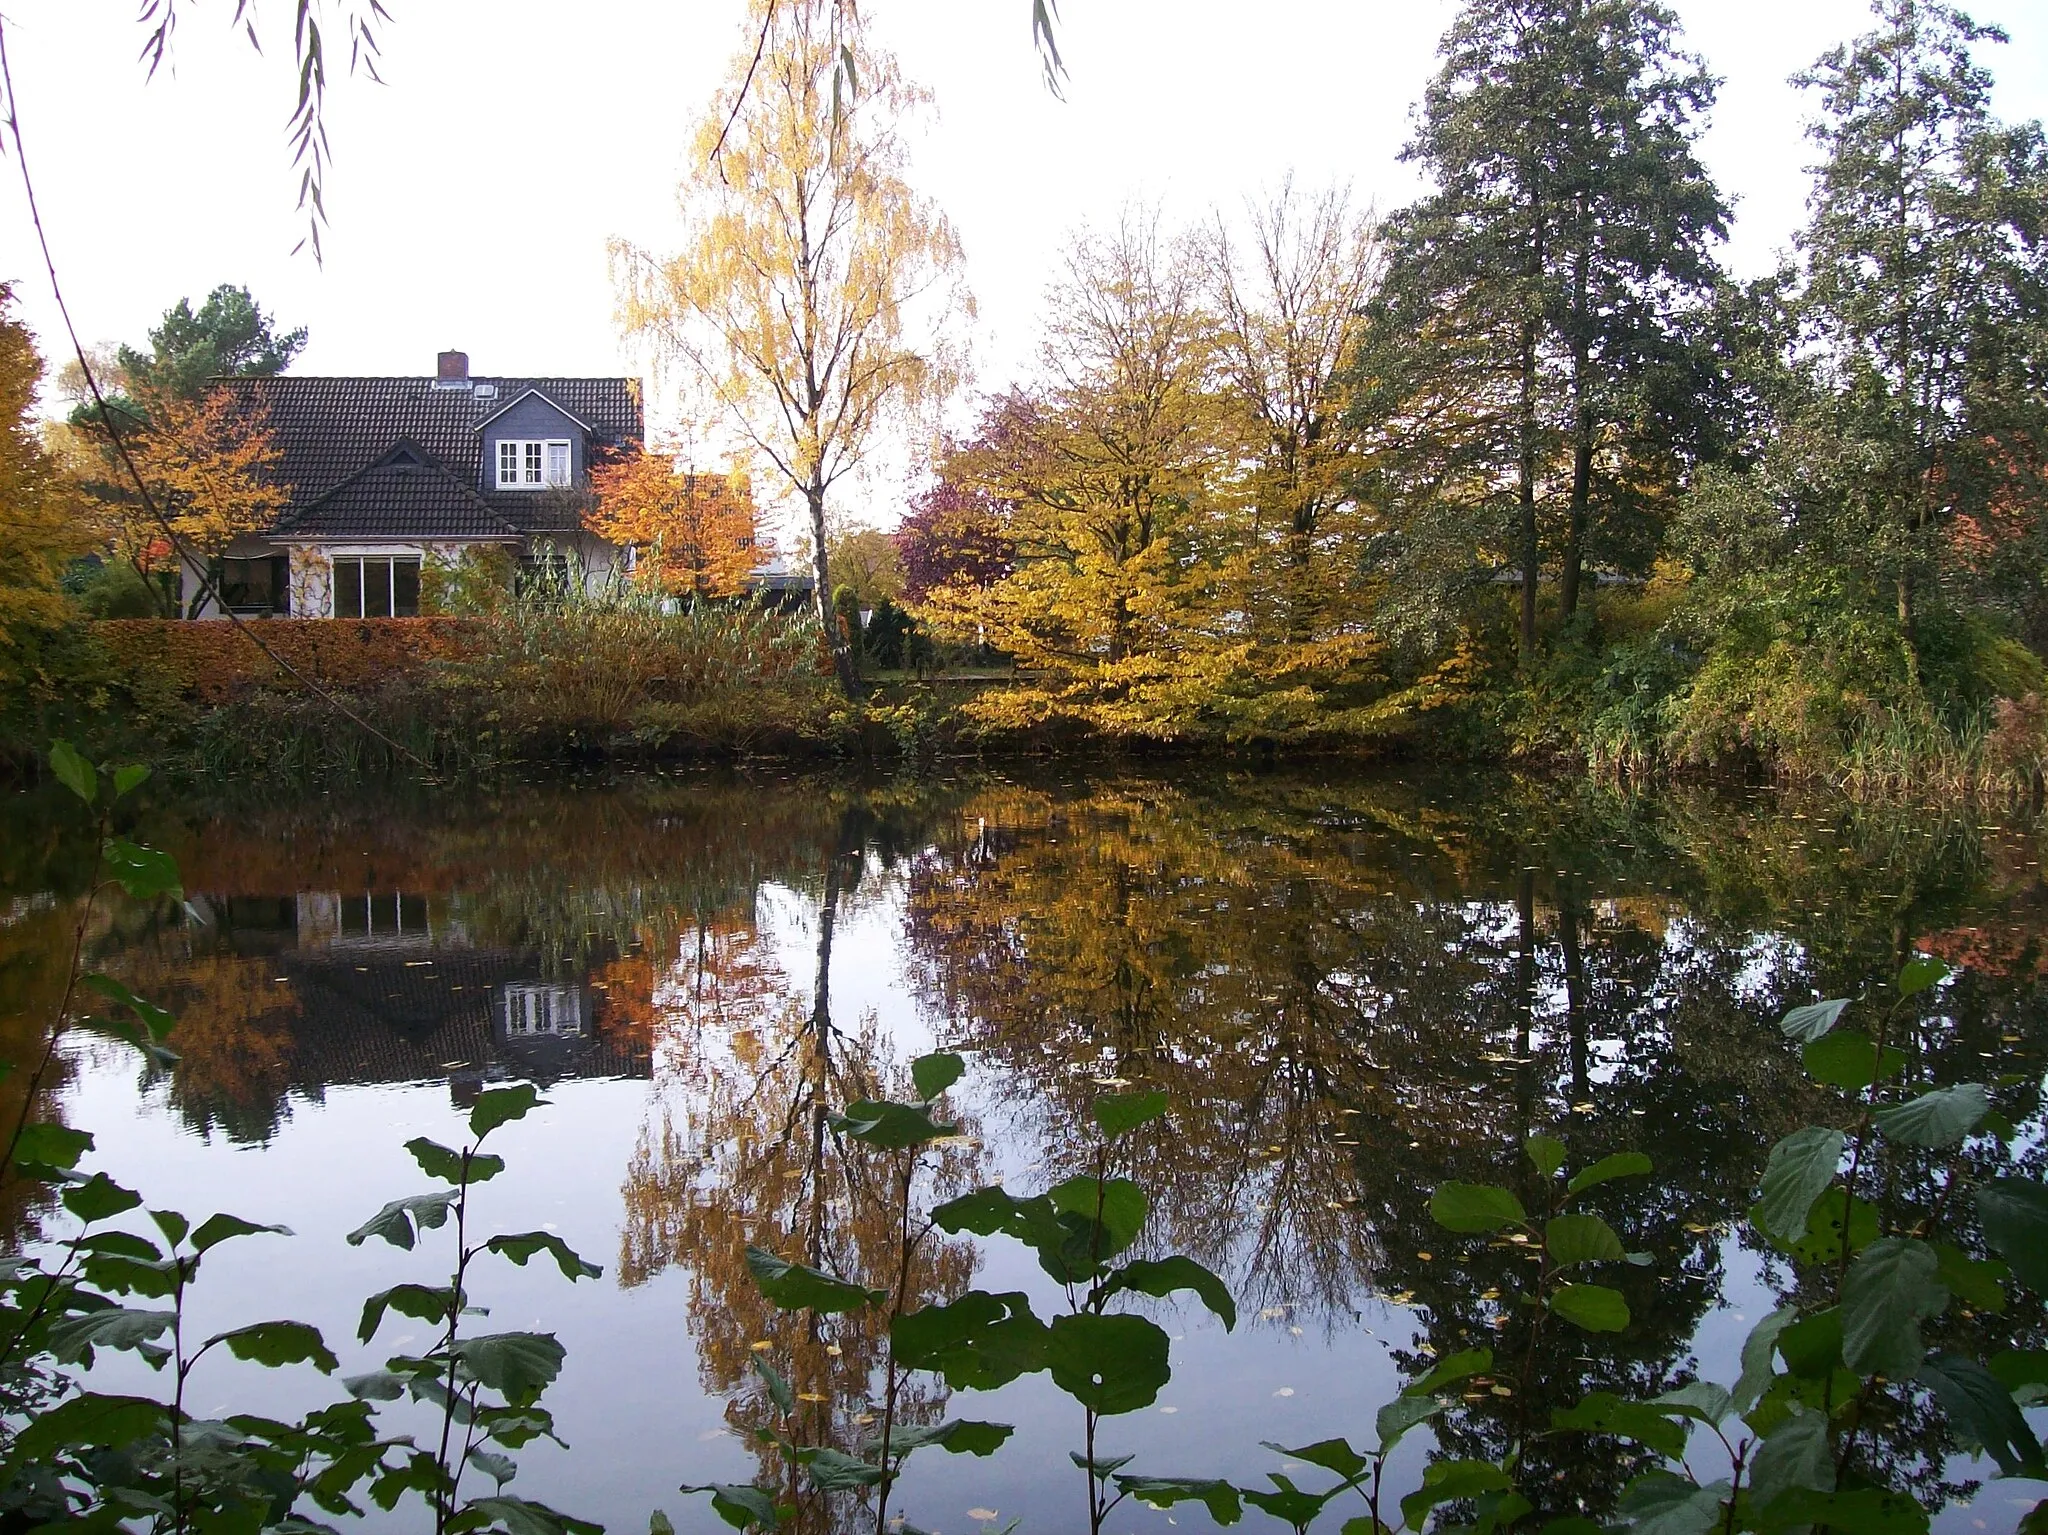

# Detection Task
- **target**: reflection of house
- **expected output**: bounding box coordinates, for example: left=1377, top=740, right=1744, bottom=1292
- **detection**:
left=192, top=890, right=646, bottom=1090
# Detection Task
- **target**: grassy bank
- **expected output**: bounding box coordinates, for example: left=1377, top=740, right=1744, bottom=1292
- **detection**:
left=4, top=590, right=2045, bottom=802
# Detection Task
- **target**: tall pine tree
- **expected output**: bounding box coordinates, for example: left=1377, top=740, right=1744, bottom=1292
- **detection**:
left=1360, top=0, right=1726, bottom=661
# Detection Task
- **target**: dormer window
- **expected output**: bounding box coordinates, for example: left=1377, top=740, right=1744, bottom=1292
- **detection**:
left=497, top=438, right=572, bottom=490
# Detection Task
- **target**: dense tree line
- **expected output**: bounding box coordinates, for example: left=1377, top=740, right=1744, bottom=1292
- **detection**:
left=900, top=0, right=2048, bottom=784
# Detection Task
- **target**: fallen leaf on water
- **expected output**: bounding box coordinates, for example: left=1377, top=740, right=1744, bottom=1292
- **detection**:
left=1491, top=1385, right=1513, bottom=1397
left=1288, top=1326, right=1303, bottom=1336
left=968, top=1511, right=999, bottom=1523
left=1416, top=1251, right=1434, bottom=1261
left=825, top=1343, right=843, bottom=1356
left=749, top=1341, right=773, bottom=1352
left=1273, top=1387, right=1296, bottom=1398
left=1159, top=1406, right=1178, bottom=1414
left=798, top=1392, right=829, bottom=1403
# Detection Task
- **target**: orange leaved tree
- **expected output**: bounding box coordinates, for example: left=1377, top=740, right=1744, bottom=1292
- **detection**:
left=586, top=451, right=761, bottom=600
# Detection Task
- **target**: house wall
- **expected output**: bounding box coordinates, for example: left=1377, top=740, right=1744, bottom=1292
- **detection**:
left=479, top=394, right=589, bottom=492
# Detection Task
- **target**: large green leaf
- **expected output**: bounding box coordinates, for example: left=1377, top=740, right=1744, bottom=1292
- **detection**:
left=1775, top=1309, right=1844, bottom=1380
left=1429, top=1181, right=1527, bottom=1233
left=1526, top=1134, right=1567, bottom=1178
left=408, top=1137, right=505, bottom=1186
left=1375, top=1393, right=1443, bottom=1452
left=680, top=1484, right=782, bottom=1531
left=1044, top=1312, right=1171, bottom=1414
left=13, top=1122, right=93, bottom=1172
left=909, top=1052, right=965, bottom=1101
left=359, top=1283, right=459, bottom=1343
left=1565, top=1151, right=1652, bottom=1196
left=1651, top=1381, right=1732, bottom=1425
left=1546, top=1213, right=1625, bottom=1267
left=889, top=1289, right=1049, bottom=1390
left=452, top=1333, right=566, bottom=1405
left=456, top=1495, right=601, bottom=1535
left=1977, top=1179, right=2048, bottom=1297
left=1116, top=1476, right=1244, bottom=1525
left=1917, top=1353, right=2046, bottom=1476
left=49, top=739, right=96, bottom=803
left=1780, top=998, right=1849, bottom=1042
left=1751, top=1489, right=1928, bottom=1534
left=803, top=1448, right=882, bottom=1491
left=831, top=1100, right=957, bottom=1149
left=1896, top=957, right=1948, bottom=997
left=1046, top=1175, right=1147, bottom=1258
left=346, top=1192, right=458, bottom=1250
left=752, top=1356, right=793, bottom=1415
left=1259, top=1437, right=1370, bottom=1481
left=487, top=1232, right=602, bottom=1282
left=931, top=1186, right=1064, bottom=1249
left=1785, top=1187, right=1877, bottom=1266
left=470, top=1084, right=546, bottom=1140
left=1548, top=1284, right=1630, bottom=1333
left=79, top=972, right=175, bottom=1042
left=1748, top=1410, right=1832, bottom=1513
left=9, top=1392, right=165, bottom=1460
left=47, top=1306, right=175, bottom=1366
left=1399, top=1460, right=1512, bottom=1530
left=191, top=1213, right=292, bottom=1252
left=63, top=1172, right=143, bottom=1224
left=1840, top=1238, right=1946, bottom=1379
left=1615, top=1472, right=1729, bottom=1535
left=1403, top=1346, right=1494, bottom=1396
left=1802, top=1030, right=1905, bottom=1091
left=1551, top=1393, right=1687, bottom=1460
left=1873, top=1084, right=1989, bottom=1148
left=110, top=763, right=150, bottom=800
left=1093, top=1090, right=1168, bottom=1139
left=1734, top=1307, right=1799, bottom=1412
left=1752, top=1128, right=1845, bottom=1244
left=1102, top=1255, right=1236, bottom=1330
left=744, top=1246, right=879, bottom=1313
left=103, top=838, right=182, bottom=900
left=1933, top=1243, right=2008, bottom=1314
left=208, top=1321, right=338, bottom=1373
left=1245, top=1476, right=1335, bottom=1528
left=863, top=1419, right=1013, bottom=1458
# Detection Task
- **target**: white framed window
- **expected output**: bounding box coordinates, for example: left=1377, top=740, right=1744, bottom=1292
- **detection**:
left=495, top=438, right=573, bottom=490
left=331, top=556, right=421, bottom=617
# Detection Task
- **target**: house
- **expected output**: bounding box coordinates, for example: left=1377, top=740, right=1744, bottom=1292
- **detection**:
left=183, top=350, right=644, bottom=618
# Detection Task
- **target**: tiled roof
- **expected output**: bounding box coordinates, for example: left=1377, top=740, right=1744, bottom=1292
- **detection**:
left=274, top=447, right=520, bottom=540
left=219, top=373, right=642, bottom=541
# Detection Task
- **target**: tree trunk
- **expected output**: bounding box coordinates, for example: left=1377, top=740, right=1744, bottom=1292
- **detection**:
left=1518, top=319, right=1541, bottom=665
left=807, top=479, right=859, bottom=698
left=1897, top=572, right=1921, bottom=689
left=1561, top=217, right=1592, bottom=624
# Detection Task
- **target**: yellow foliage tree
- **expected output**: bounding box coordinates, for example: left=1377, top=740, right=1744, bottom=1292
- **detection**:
left=941, top=213, right=1242, bottom=737
left=0, top=285, right=84, bottom=681
left=1209, top=180, right=1384, bottom=645
left=586, top=450, right=760, bottom=599
left=613, top=0, right=969, bottom=696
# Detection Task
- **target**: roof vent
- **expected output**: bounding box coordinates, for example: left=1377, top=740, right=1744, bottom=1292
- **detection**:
left=433, top=349, right=472, bottom=390
left=473, top=383, right=498, bottom=399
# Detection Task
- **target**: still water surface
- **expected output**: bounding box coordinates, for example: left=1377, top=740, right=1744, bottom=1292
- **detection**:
left=8, top=769, right=2046, bottom=1532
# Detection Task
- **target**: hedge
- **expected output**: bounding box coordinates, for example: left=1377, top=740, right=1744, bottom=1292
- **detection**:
left=96, top=618, right=480, bottom=704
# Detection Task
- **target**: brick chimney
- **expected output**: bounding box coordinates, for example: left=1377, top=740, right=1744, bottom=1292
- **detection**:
left=435, top=349, right=470, bottom=388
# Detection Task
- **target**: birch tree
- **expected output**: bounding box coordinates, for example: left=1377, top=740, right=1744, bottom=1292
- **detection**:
left=1208, top=180, right=1382, bottom=644
left=613, top=0, right=969, bottom=695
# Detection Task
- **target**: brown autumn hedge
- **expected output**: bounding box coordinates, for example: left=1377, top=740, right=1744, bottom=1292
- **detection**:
left=96, top=618, right=480, bottom=704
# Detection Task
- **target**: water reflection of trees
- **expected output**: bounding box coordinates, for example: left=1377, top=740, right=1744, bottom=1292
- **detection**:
left=901, top=774, right=2048, bottom=1520
left=617, top=813, right=988, bottom=1535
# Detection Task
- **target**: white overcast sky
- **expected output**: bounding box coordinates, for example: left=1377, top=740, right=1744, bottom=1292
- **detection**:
left=2, top=0, right=2044, bottom=524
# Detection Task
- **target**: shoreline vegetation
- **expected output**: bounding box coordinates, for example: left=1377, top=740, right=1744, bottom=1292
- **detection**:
left=1, top=591, right=2044, bottom=805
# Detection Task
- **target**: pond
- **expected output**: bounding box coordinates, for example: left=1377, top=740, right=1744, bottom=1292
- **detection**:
left=5, top=767, right=2045, bottom=1534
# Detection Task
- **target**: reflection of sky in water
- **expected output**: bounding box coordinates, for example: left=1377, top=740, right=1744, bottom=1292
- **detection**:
left=22, top=777, right=2048, bottom=1535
